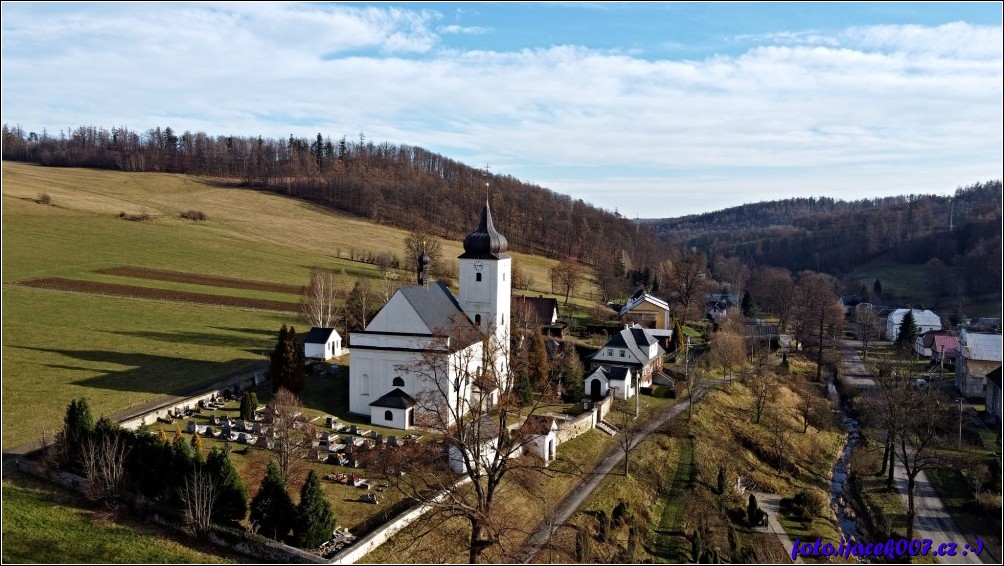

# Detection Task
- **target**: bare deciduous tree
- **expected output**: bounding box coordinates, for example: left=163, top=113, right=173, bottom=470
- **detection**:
left=709, top=326, right=745, bottom=384
left=180, top=466, right=218, bottom=538
left=665, top=250, right=713, bottom=322
left=549, top=259, right=582, bottom=306
left=360, top=319, right=571, bottom=563
left=80, top=431, right=129, bottom=507
left=854, top=302, right=883, bottom=361
left=746, top=368, right=777, bottom=425
left=265, top=387, right=312, bottom=485
left=301, top=267, right=344, bottom=328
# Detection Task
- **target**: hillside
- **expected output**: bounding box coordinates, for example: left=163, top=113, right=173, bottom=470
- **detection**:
left=644, top=182, right=1003, bottom=307
left=1, top=124, right=665, bottom=271
left=0, top=160, right=583, bottom=448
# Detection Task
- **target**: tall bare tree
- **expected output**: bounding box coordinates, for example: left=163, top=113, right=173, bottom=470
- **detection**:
left=853, top=302, right=883, bottom=362
left=180, top=466, right=218, bottom=537
left=549, top=259, right=582, bottom=306
left=360, top=319, right=569, bottom=563
left=794, top=272, right=845, bottom=381
left=80, top=429, right=129, bottom=507
left=301, top=267, right=344, bottom=328
left=666, top=249, right=712, bottom=322
left=265, top=387, right=312, bottom=485
left=746, top=368, right=777, bottom=425
left=749, top=267, right=798, bottom=332
left=709, top=326, right=745, bottom=384
left=404, top=230, right=445, bottom=278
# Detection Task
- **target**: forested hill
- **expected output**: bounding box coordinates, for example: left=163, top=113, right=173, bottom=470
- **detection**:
left=0, top=124, right=663, bottom=269
left=643, top=181, right=1003, bottom=296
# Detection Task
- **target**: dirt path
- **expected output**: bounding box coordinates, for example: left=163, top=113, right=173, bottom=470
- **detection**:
left=516, top=387, right=710, bottom=563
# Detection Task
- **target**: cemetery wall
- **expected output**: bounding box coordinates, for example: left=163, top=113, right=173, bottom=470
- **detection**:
left=555, top=411, right=595, bottom=444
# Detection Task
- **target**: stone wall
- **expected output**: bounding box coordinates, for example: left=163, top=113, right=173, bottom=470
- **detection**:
left=555, top=411, right=594, bottom=444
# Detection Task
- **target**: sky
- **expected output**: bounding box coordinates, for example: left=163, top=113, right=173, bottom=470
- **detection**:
left=2, top=2, right=1001, bottom=218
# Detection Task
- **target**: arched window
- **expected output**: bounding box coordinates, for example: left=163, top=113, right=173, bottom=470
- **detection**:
left=475, top=314, right=482, bottom=326
left=384, top=410, right=393, bottom=421
left=392, top=377, right=405, bottom=387
left=361, top=374, right=370, bottom=395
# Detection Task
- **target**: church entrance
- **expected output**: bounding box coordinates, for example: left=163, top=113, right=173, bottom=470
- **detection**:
left=590, top=379, right=602, bottom=399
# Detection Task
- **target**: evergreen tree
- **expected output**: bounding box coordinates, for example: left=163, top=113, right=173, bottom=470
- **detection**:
left=740, top=290, right=756, bottom=318
left=270, top=325, right=305, bottom=393
left=671, top=319, right=687, bottom=355
left=873, top=278, right=883, bottom=298
left=517, top=371, right=533, bottom=406
left=240, top=391, right=259, bottom=422
left=293, top=470, right=336, bottom=549
left=250, top=460, right=295, bottom=542
left=895, top=310, right=919, bottom=353
left=746, top=494, right=760, bottom=527
left=61, top=398, right=96, bottom=470
left=205, top=447, right=248, bottom=524
left=527, top=330, right=550, bottom=390
left=716, top=465, right=726, bottom=496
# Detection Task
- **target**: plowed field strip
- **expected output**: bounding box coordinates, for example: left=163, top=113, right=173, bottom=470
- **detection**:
left=18, top=277, right=300, bottom=312
left=95, top=266, right=304, bottom=295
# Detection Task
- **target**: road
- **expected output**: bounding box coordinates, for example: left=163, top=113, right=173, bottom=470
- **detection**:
left=517, top=386, right=710, bottom=563
left=836, top=340, right=991, bottom=565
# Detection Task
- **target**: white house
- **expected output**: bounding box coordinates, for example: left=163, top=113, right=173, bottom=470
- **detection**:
left=885, top=309, right=942, bottom=341
left=304, top=327, right=342, bottom=360
left=349, top=202, right=511, bottom=430
left=517, top=415, right=558, bottom=466
left=584, top=365, right=637, bottom=400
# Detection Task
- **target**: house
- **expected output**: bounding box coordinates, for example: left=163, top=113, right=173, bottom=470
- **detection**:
left=349, top=202, right=511, bottom=430
left=915, top=331, right=958, bottom=366
left=513, top=295, right=566, bottom=337
left=304, top=327, right=343, bottom=360
left=585, top=324, right=666, bottom=399
left=706, top=292, right=737, bottom=323
left=885, top=309, right=942, bottom=341
left=618, top=290, right=672, bottom=330
left=986, top=366, right=1002, bottom=426
left=955, top=330, right=1003, bottom=398
left=584, top=365, right=638, bottom=400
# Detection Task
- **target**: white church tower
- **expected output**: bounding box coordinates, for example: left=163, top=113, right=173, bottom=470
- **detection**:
left=457, top=201, right=511, bottom=378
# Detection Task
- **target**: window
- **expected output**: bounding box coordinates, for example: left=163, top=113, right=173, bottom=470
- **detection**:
left=385, top=410, right=393, bottom=421
left=392, top=377, right=405, bottom=387
left=475, top=314, right=482, bottom=326
left=361, top=374, right=370, bottom=395
left=476, top=273, right=482, bottom=282
left=620, top=350, right=625, bottom=357
left=607, top=349, right=613, bottom=355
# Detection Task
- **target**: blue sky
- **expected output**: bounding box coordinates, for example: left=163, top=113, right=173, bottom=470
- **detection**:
left=2, top=2, right=1001, bottom=218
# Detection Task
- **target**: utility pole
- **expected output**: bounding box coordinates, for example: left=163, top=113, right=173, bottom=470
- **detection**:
left=957, top=398, right=964, bottom=448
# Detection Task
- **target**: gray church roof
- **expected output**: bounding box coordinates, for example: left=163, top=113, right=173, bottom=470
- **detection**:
left=398, top=281, right=473, bottom=334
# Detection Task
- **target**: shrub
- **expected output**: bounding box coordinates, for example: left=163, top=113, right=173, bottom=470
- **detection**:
left=36, top=193, right=52, bottom=205
left=180, top=210, right=207, bottom=221
left=789, top=489, right=826, bottom=521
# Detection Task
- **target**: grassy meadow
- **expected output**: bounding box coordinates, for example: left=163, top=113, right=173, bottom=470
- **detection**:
left=2, top=471, right=245, bottom=564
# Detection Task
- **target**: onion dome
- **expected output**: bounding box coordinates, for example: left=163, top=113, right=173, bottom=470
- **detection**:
left=460, top=202, right=510, bottom=259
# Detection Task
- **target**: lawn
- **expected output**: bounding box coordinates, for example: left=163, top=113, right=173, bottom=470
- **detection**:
left=2, top=471, right=246, bottom=564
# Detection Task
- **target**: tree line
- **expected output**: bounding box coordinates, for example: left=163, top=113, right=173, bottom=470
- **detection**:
left=645, top=182, right=1003, bottom=300
left=1, top=123, right=664, bottom=272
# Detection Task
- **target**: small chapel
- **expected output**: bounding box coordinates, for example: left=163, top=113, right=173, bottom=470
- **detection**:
left=348, top=202, right=512, bottom=430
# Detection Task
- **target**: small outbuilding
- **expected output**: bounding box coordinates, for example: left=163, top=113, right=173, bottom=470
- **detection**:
left=304, top=327, right=343, bottom=360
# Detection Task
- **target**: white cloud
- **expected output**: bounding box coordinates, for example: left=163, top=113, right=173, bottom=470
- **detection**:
left=1, top=4, right=1000, bottom=217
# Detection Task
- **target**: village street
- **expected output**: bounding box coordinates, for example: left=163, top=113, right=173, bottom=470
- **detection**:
left=517, top=384, right=712, bottom=563
left=837, top=340, right=991, bottom=565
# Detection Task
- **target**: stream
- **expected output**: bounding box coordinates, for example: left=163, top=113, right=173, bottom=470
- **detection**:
left=828, top=378, right=865, bottom=548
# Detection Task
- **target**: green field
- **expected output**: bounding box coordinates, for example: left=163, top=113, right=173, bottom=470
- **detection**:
left=2, top=471, right=244, bottom=564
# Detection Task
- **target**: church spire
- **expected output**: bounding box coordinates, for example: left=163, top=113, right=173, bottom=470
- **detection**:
left=460, top=201, right=509, bottom=259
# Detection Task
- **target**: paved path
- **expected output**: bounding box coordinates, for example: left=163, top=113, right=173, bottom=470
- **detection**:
left=754, top=491, right=803, bottom=564
left=517, top=387, right=710, bottom=563
left=837, top=340, right=991, bottom=565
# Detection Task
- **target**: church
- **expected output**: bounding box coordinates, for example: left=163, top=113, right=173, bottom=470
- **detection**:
left=348, top=202, right=512, bottom=430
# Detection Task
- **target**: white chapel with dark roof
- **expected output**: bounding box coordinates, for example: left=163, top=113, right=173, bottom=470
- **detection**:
left=348, top=202, right=512, bottom=430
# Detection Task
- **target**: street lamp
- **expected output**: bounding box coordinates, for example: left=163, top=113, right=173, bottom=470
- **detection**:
left=956, top=398, right=964, bottom=448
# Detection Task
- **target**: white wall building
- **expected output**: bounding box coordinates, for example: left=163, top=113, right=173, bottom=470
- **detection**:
left=304, top=327, right=342, bottom=360
left=885, top=309, right=942, bottom=341
left=349, top=202, right=511, bottom=430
